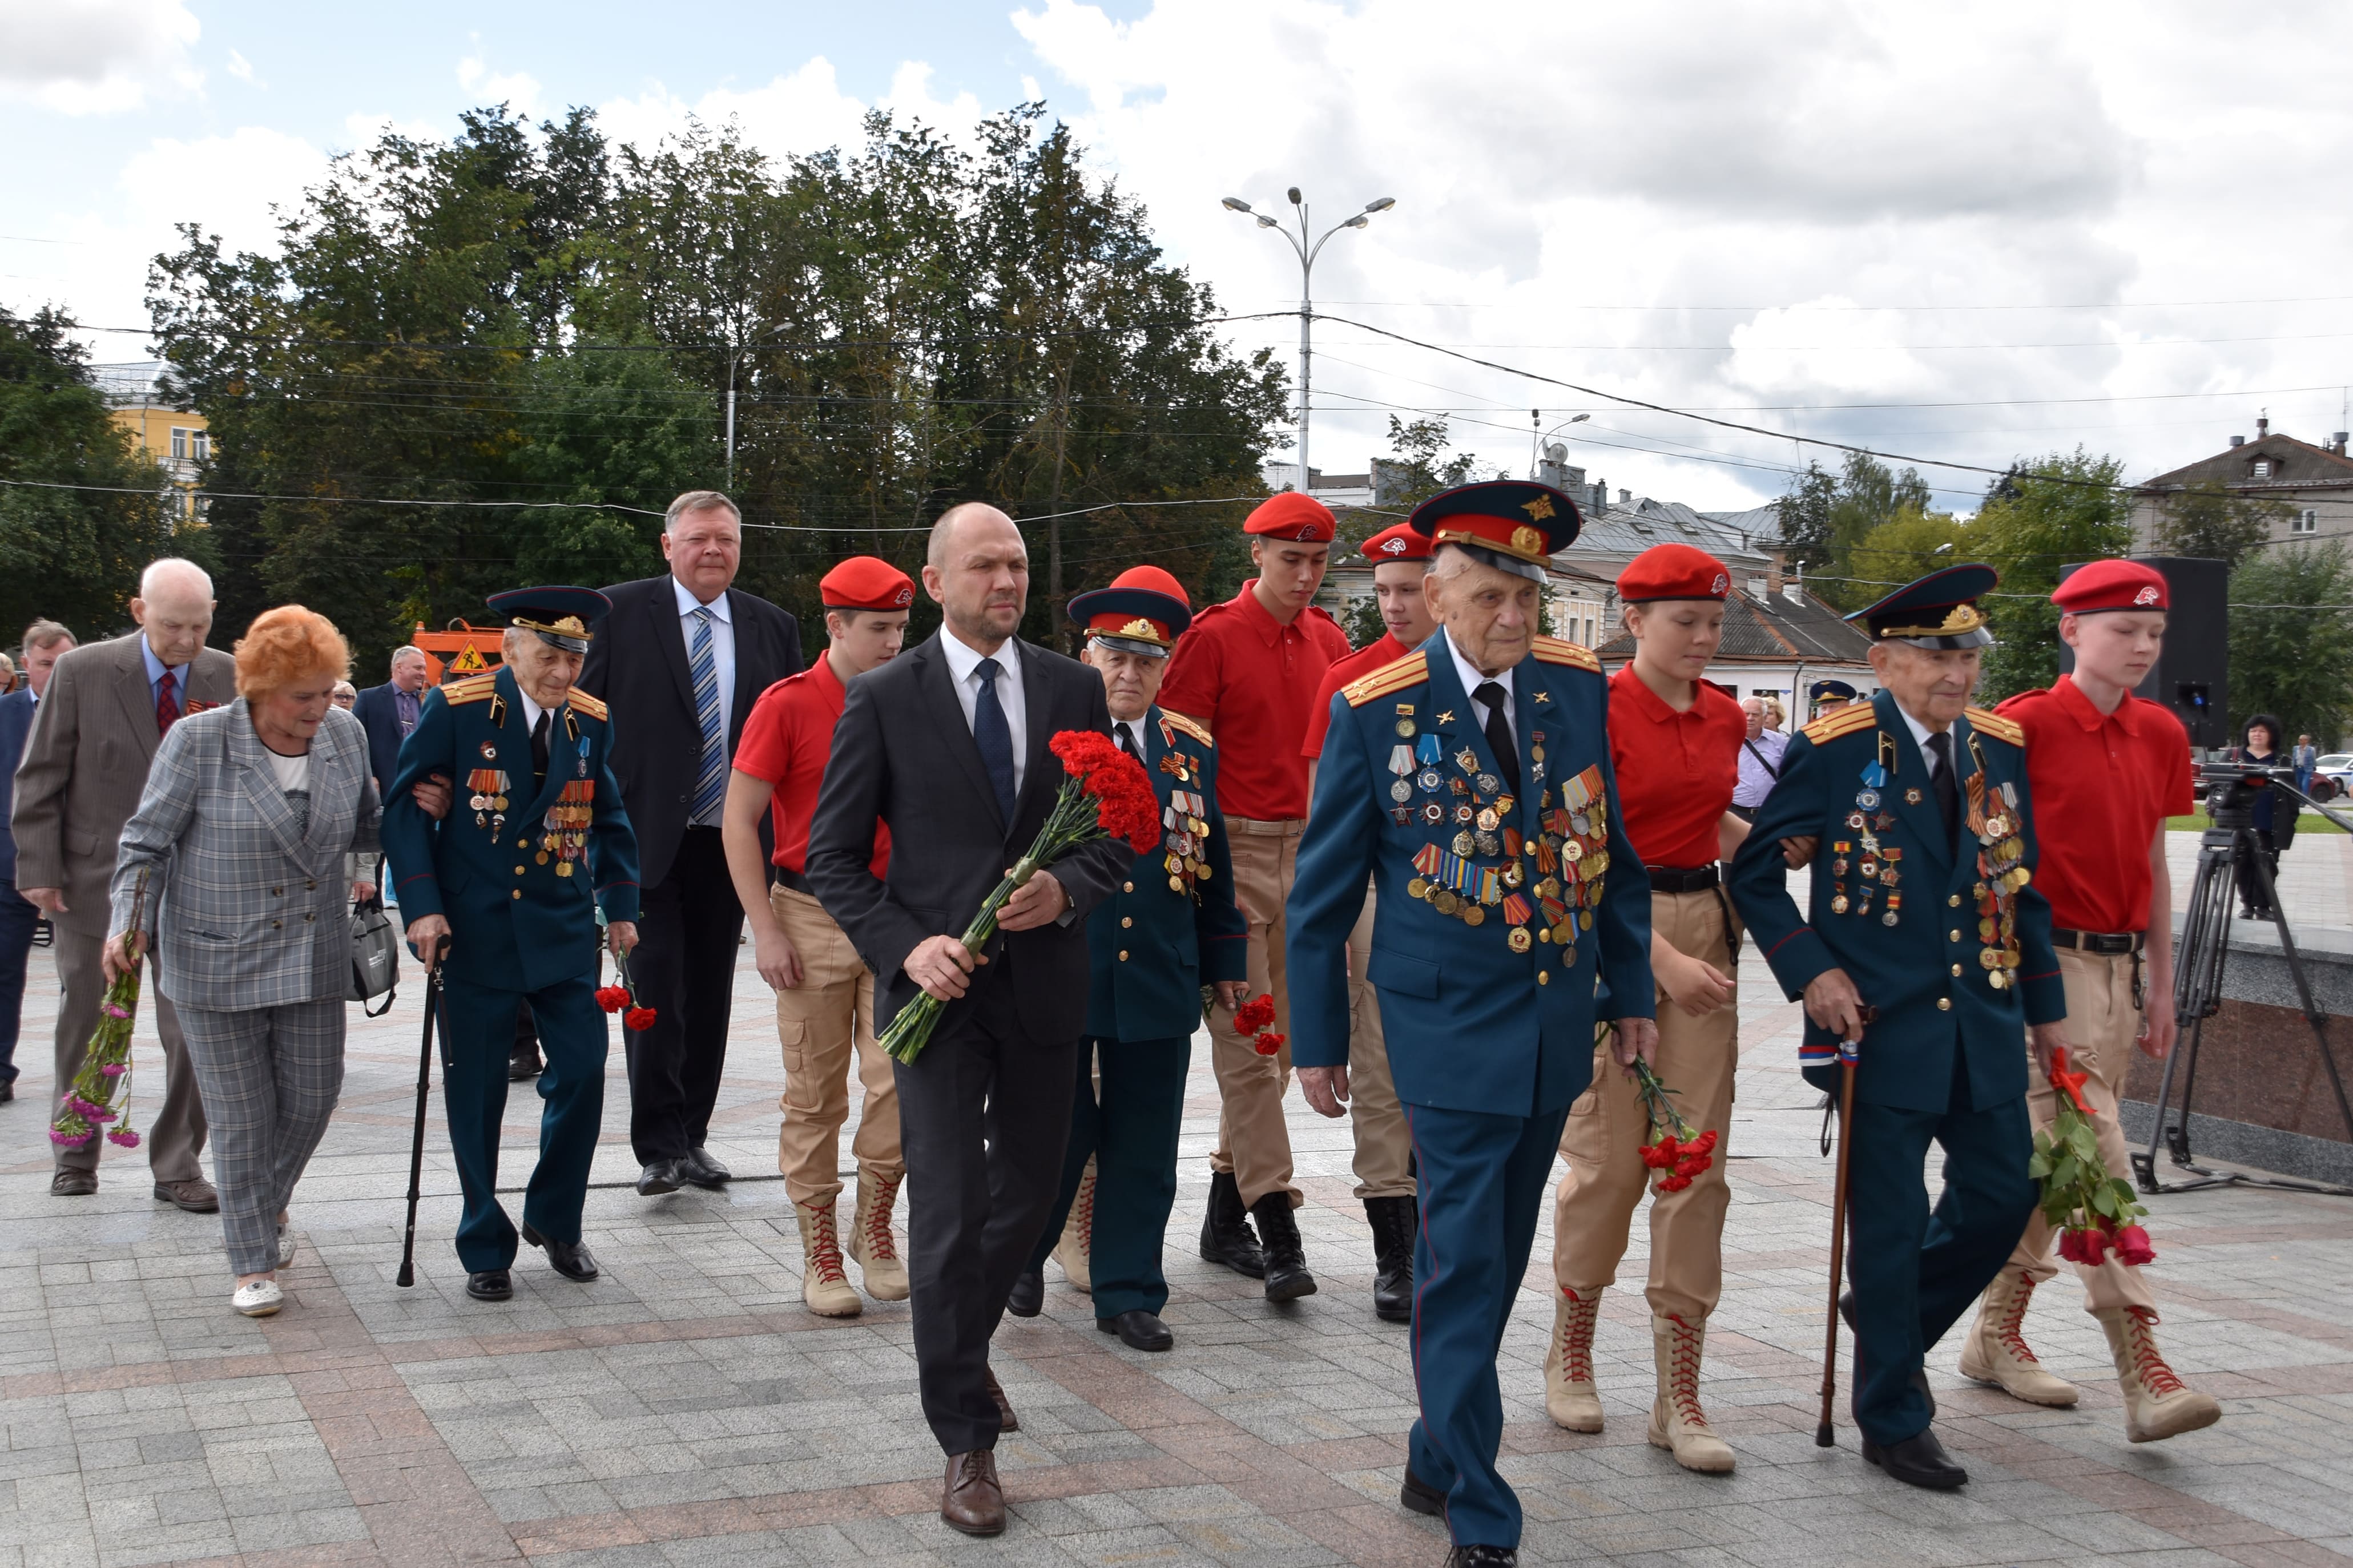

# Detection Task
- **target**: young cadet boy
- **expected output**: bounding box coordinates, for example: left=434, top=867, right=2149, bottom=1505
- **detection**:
left=1157, top=491, right=1352, bottom=1300
left=1301, top=520, right=1438, bottom=1322
left=1962, top=558, right=2222, bottom=1442
left=722, top=557, right=914, bottom=1317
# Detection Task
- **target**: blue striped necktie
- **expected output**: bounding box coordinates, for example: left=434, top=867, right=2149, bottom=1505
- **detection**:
left=688, top=606, right=726, bottom=820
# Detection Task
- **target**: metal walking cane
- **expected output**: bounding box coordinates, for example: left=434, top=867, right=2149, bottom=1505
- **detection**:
left=1817, top=1026, right=1864, bottom=1446
left=395, top=939, right=449, bottom=1288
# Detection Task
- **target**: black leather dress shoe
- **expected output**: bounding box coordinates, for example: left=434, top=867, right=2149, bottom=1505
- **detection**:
left=1006, top=1268, right=1044, bottom=1318
left=466, top=1269, right=513, bottom=1301
left=1839, top=1288, right=1935, bottom=1417
left=0, top=1079, right=14, bottom=1102
left=519, top=1222, right=599, bottom=1281
left=1444, top=1546, right=1517, bottom=1567
left=1098, top=1309, right=1174, bottom=1351
left=681, top=1146, right=731, bottom=1187
left=1399, top=1462, right=1444, bottom=1517
left=1863, top=1428, right=1969, bottom=1489
left=635, top=1159, right=681, bottom=1196
left=50, top=1168, right=97, bottom=1196
left=507, top=1047, right=542, bottom=1082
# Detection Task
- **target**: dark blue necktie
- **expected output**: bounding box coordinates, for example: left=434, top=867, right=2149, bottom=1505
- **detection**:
left=973, top=656, right=1018, bottom=824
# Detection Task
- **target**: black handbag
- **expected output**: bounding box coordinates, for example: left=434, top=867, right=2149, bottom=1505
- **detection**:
left=348, top=893, right=401, bottom=1016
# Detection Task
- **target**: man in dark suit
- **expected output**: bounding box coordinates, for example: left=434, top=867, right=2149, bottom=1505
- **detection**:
left=0, top=619, right=75, bottom=1105
left=352, top=644, right=430, bottom=795
left=807, top=502, right=1133, bottom=1538
left=580, top=491, right=804, bottom=1196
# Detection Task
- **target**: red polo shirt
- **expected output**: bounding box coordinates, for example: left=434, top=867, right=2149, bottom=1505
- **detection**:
left=1302, top=631, right=1415, bottom=760
left=733, top=655, right=891, bottom=878
left=1158, top=582, right=1352, bottom=821
left=1606, top=664, right=1744, bottom=870
left=1997, top=675, right=2192, bottom=934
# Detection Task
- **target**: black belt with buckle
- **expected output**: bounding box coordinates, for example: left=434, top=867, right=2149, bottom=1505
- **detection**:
left=771, top=865, right=814, bottom=896
left=2052, top=928, right=2142, bottom=955
left=1647, top=865, right=1721, bottom=894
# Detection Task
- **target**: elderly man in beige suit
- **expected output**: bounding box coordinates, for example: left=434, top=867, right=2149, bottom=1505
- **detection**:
left=15, top=559, right=230, bottom=1207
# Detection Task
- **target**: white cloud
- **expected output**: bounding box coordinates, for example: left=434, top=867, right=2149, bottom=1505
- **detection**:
left=456, top=51, right=542, bottom=119
left=0, top=0, right=202, bottom=114
left=118, top=126, right=328, bottom=253
left=225, top=49, right=257, bottom=86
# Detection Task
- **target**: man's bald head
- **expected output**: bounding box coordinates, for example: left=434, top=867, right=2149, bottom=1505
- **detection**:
left=131, top=557, right=216, bottom=668
left=923, top=503, right=1029, bottom=650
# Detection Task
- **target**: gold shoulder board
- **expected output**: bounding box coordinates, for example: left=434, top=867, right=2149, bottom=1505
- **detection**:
left=1965, top=706, right=2023, bottom=746
left=1531, top=635, right=1600, bottom=672
left=1343, top=650, right=1428, bottom=707
left=442, top=675, right=497, bottom=706
left=566, top=690, right=609, bottom=722
left=1160, top=711, right=1212, bottom=747
left=1802, top=705, right=1877, bottom=745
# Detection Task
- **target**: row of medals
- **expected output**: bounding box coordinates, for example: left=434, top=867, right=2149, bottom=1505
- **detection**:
left=1827, top=747, right=2030, bottom=987
left=1829, top=761, right=1903, bottom=925
left=541, top=784, right=594, bottom=877
left=1383, top=708, right=1608, bottom=960
left=1158, top=746, right=1211, bottom=897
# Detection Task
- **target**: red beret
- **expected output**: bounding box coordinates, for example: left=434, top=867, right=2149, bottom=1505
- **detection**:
left=1245, top=491, right=1336, bottom=543
left=820, top=555, right=916, bottom=612
left=1618, top=543, right=1730, bottom=603
left=2053, top=559, right=2167, bottom=614
left=1359, top=522, right=1433, bottom=563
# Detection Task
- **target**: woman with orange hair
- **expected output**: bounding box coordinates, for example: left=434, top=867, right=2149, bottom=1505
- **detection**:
left=104, top=606, right=380, bottom=1316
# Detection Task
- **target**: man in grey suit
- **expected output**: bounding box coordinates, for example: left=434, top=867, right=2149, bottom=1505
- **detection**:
left=14, top=561, right=227, bottom=1207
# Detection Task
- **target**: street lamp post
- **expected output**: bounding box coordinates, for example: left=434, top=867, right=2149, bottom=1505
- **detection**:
left=1222, top=190, right=1395, bottom=495
left=727, top=323, right=792, bottom=491
left=1528, top=411, right=1590, bottom=479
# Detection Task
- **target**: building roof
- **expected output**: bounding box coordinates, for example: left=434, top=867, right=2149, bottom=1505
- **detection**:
left=1564, top=495, right=1775, bottom=572
left=1595, top=585, right=1875, bottom=667
left=2137, top=430, right=2353, bottom=494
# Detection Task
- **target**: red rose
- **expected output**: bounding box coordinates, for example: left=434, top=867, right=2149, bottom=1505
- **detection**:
left=2080, top=1227, right=2110, bottom=1265
left=2115, top=1224, right=2155, bottom=1266
left=1233, top=994, right=1276, bottom=1035
left=624, top=1007, right=657, bottom=1031
left=594, top=985, right=629, bottom=1013
left=2057, top=1230, right=2084, bottom=1264
left=1252, top=1031, right=1286, bottom=1057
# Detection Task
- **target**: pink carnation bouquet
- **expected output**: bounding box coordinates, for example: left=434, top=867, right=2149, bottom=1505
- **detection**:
left=51, top=868, right=150, bottom=1154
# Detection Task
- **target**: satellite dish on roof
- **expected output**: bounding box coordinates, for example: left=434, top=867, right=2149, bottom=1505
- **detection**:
left=1544, top=442, right=1568, bottom=462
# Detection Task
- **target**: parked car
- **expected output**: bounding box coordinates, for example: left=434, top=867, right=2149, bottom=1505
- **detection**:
left=2314, top=753, right=2353, bottom=791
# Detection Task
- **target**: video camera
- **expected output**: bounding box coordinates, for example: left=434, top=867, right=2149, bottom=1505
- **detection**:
left=2195, top=760, right=2344, bottom=826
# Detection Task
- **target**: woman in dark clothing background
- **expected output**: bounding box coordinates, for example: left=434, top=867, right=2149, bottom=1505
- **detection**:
left=2230, top=714, right=2292, bottom=919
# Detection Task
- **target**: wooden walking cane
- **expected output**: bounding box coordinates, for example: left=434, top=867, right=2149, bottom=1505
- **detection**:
left=394, top=939, right=449, bottom=1288
left=1816, top=1035, right=1861, bottom=1446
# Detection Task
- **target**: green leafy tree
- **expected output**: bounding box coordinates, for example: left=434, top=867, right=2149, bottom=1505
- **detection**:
left=2229, top=541, right=2353, bottom=745
left=0, top=305, right=192, bottom=640
left=1971, top=448, right=2133, bottom=701
left=1847, top=505, right=1971, bottom=595
left=2151, top=480, right=2284, bottom=570
left=1774, top=452, right=1936, bottom=607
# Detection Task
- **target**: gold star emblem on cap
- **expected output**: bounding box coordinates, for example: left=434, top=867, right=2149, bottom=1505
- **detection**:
left=1521, top=494, right=1556, bottom=521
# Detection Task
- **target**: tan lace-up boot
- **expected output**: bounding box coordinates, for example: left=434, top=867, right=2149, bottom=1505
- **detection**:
left=1543, top=1286, right=1603, bottom=1432
left=2098, top=1306, right=2222, bottom=1442
left=796, top=1199, right=863, bottom=1317
left=1961, top=1267, right=2081, bottom=1406
left=1053, top=1158, right=1095, bottom=1294
left=847, top=1170, right=909, bottom=1302
left=1646, top=1313, right=1735, bottom=1473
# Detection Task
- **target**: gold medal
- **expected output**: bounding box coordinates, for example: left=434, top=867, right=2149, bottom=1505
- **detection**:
left=555, top=862, right=573, bottom=877
left=1979, top=948, right=1999, bottom=969
left=1169, top=876, right=1184, bottom=892
left=535, top=851, right=550, bottom=865
left=1408, top=877, right=1430, bottom=900
left=1988, top=969, right=2008, bottom=989
left=1507, top=926, right=1532, bottom=953
left=1435, top=890, right=1459, bottom=914
left=494, top=795, right=509, bottom=812
left=1463, top=905, right=1485, bottom=927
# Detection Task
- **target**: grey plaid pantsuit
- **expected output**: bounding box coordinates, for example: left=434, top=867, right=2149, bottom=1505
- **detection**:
left=112, top=700, right=379, bottom=1275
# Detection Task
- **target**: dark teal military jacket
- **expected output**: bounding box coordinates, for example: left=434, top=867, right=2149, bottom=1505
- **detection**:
left=382, top=666, right=640, bottom=993
left=1288, top=634, right=1655, bottom=1118
left=1086, top=707, right=1248, bottom=1041
left=1727, top=687, right=2064, bottom=1114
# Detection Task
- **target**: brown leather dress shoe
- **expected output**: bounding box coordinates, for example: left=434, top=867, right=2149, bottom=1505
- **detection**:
left=154, top=1178, right=220, bottom=1214
left=983, top=1366, right=1019, bottom=1433
left=941, top=1449, right=1005, bottom=1536
left=50, top=1168, right=98, bottom=1196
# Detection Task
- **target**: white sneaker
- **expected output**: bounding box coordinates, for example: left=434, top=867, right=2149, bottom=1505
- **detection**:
left=276, top=1223, right=297, bottom=1271
left=233, top=1279, right=283, bottom=1317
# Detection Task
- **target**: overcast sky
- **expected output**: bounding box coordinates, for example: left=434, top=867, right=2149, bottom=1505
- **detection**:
left=6, top=0, right=2351, bottom=514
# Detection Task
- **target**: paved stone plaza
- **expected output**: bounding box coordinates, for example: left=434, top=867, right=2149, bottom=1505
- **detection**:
left=5, top=848, right=2352, bottom=1567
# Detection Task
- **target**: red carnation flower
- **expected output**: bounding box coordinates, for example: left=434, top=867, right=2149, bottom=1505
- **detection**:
left=1641, top=1135, right=1679, bottom=1170
left=1232, top=993, right=1276, bottom=1035
left=1674, top=1152, right=1713, bottom=1178
left=624, top=1006, right=657, bottom=1031
left=1688, top=1130, right=1719, bottom=1155
left=1252, top=1031, right=1286, bottom=1057
left=1658, top=1174, right=1693, bottom=1192
left=594, top=985, right=629, bottom=1013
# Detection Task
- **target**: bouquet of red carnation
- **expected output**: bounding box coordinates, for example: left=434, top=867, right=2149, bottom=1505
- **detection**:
left=1630, top=1054, right=1718, bottom=1194
left=52, top=869, right=151, bottom=1154
left=593, top=946, right=658, bottom=1033
left=881, top=728, right=1161, bottom=1065
left=1232, top=991, right=1286, bottom=1056
left=2030, top=1045, right=2154, bottom=1267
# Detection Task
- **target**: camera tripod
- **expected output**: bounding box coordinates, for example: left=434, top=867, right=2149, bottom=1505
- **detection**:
left=2135, top=771, right=2353, bottom=1198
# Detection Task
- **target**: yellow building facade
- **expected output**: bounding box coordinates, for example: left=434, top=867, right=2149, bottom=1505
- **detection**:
left=99, top=364, right=209, bottom=523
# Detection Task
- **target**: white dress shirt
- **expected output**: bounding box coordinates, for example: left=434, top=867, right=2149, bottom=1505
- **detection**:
left=1893, top=700, right=1948, bottom=776
left=1444, top=631, right=1516, bottom=738
left=938, top=628, right=1028, bottom=795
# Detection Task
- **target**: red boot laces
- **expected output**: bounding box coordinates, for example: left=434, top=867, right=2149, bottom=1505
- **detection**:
left=1996, top=1269, right=2047, bottom=1364
left=1070, top=1173, right=1095, bottom=1259
left=2122, top=1307, right=2189, bottom=1397
left=1663, top=1313, right=1713, bottom=1429
left=863, top=1176, right=901, bottom=1261
left=1559, top=1288, right=1599, bottom=1386
left=803, top=1202, right=849, bottom=1283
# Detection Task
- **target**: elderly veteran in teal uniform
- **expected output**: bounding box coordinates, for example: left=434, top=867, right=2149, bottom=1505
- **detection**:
left=1007, top=567, right=1249, bottom=1352
left=383, top=588, right=641, bottom=1302
left=1728, top=565, right=2066, bottom=1492
left=1288, top=482, right=1657, bottom=1568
